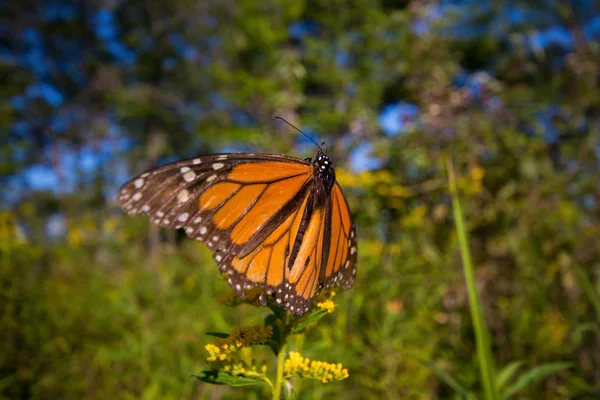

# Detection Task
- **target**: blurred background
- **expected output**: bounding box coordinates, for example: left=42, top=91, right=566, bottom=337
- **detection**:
left=1, top=0, right=600, bottom=398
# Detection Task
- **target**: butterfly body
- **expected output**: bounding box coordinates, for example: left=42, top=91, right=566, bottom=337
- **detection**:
left=118, top=151, right=356, bottom=315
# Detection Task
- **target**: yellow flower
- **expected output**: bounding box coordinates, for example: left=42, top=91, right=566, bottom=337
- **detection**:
left=284, top=352, right=349, bottom=383
left=204, top=344, right=222, bottom=362
left=316, top=299, right=336, bottom=313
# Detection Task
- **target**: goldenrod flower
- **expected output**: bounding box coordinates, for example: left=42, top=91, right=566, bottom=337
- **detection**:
left=284, top=352, right=349, bottom=383
left=315, top=290, right=337, bottom=313
left=316, top=299, right=335, bottom=313
left=205, top=344, right=224, bottom=362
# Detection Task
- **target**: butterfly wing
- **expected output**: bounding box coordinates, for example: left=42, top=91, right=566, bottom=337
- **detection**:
left=118, top=153, right=313, bottom=256
left=321, top=183, right=357, bottom=290
left=118, top=153, right=356, bottom=315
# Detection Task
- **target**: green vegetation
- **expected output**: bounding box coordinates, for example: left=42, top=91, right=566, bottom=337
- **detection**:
left=2, top=0, right=600, bottom=398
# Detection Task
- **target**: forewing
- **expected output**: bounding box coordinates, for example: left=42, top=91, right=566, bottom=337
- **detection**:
left=118, top=153, right=313, bottom=257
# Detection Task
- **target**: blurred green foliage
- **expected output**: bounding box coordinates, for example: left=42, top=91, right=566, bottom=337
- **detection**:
left=1, top=0, right=600, bottom=398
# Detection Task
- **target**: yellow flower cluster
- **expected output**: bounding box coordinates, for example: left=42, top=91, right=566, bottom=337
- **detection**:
left=316, top=291, right=336, bottom=313
left=284, top=352, right=349, bottom=383
left=457, top=165, right=485, bottom=194
left=205, top=325, right=273, bottom=362
left=336, top=169, right=393, bottom=189
left=205, top=343, right=232, bottom=362
left=316, top=299, right=335, bottom=313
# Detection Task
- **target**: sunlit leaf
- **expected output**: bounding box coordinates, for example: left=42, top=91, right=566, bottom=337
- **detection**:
left=289, top=309, right=330, bottom=334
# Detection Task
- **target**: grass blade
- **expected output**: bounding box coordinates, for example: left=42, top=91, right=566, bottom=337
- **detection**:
left=502, top=362, right=573, bottom=399
left=496, top=361, right=523, bottom=391
left=447, top=160, right=500, bottom=400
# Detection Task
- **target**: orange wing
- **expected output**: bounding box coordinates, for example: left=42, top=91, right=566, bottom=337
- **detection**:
left=213, top=182, right=356, bottom=315
left=215, top=191, right=327, bottom=314
left=321, top=183, right=357, bottom=290
left=118, top=153, right=312, bottom=258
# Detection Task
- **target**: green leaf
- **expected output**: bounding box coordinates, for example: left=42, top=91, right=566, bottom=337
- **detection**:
left=502, top=362, right=574, bottom=399
left=205, top=332, right=230, bottom=338
left=193, top=371, right=268, bottom=387
left=289, top=308, right=330, bottom=334
left=496, top=361, right=523, bottom=391
left=419, top=360, right=475, bottom=399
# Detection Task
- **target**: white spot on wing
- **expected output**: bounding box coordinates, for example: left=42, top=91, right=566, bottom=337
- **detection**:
left=193, top=216, right=202, bottom=224
left=132, top=192, right=142, bottom=201
left=200, top=227, right=207, bottom=235
left=157, top=211, right=164, bottom=217
left=212, top=163, right=224, bottom=170
left=207, top=174, right=217, bottom=182
left=193, top=158, right=202, bottom=164
left=180, top=166, right=190, bottom=173
left=183, top=170, right=196, bottom=182
left=350, top=247, right=356, bottom=254
left=141, top=205, right=150, bottom=212
left=178, top=213, right=189, bottom=222
left=134, top=179, right=144, bottom=188
left=177, top=189, right=190, bottom=203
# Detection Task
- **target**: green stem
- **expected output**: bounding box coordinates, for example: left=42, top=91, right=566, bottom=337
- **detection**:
left=447, top=160, right=500, bottom=400
left=272, top=314, right=288, bottom=400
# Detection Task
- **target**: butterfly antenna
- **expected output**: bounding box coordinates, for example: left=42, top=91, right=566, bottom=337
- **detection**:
left=272, top=116, right=323, bottom=152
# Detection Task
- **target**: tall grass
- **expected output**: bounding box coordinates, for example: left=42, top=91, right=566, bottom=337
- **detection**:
left=447, top=160, right=500, bottom=400
left=439, top=160, right=573, bottom=399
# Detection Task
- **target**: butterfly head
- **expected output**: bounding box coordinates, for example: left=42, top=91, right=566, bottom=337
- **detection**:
left=314, top=151, right=335, bottom=191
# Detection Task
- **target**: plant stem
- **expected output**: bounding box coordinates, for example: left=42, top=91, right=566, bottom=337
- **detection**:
left=272, top=314, right=288, bottom=400
left=447, top=159, right=500, bottom=400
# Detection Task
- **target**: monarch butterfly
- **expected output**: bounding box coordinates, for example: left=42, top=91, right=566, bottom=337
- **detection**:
left=118, top=127, right=357, bottom=315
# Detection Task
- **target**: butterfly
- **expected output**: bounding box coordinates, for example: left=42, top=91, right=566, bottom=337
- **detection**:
left=117, top=142, right=357, bottom=315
